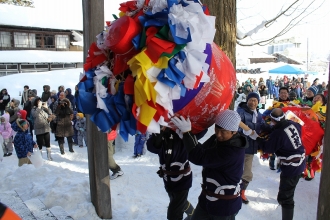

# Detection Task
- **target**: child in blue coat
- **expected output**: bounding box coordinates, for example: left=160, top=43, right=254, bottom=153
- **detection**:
left=13, top=119, right=38, bottom=166
left=133, top=131, right=147, bottom=158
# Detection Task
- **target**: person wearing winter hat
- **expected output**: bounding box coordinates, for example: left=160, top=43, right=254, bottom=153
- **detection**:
left=75, top=113, right=87, bottom=148
left=0, top=88, right=10, bottom=115
left=236, top=92, right=268, bottom=204
left=13, top=119, right=38, bottom=166
left=0, top=113, right=14, bottom=157
left=304, top=86, right=318, bottom=102
left=31, top=97, right=53, bottom=160
left=11, top=109, right=28, bottom=135
left=171, top=110, right=248, bottom=219
left=5, top=98, right=21, bottom=124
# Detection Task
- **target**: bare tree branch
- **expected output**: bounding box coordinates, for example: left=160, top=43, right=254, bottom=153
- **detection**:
left=237, top=0, right=325, bottom=46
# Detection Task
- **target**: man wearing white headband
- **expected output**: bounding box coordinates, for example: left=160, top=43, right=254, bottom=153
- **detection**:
left=257, top=108, right=306, bottom=220
left=171, top=110, right=248, bottom=219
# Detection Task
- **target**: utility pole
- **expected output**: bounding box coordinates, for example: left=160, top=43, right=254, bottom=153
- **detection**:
left=82, top=0, right=112, bottom=218
left=306, top=38, right=309, bottom=71
left=317, top=64, right=330, bottom=220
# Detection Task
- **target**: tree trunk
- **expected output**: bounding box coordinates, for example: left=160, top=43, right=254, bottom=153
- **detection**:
left=317, top=70, right=330, bottom=220
left=201, top=0, right=237, bottom=109
left=82, top=1, right=112, bottom=219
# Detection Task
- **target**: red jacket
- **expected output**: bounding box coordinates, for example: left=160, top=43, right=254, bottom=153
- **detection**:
left=107, top=130, right=117, bottom=141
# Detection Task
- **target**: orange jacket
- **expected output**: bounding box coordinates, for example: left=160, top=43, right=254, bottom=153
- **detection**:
left=0, top=202, right=21, bottom=220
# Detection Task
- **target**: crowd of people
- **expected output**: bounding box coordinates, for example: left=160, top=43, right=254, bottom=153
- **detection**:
left=0, top=85, right=87, bottom=166
left=1, top=74, right=327, bottom=220
left=234, top=76, right=328, bottom=110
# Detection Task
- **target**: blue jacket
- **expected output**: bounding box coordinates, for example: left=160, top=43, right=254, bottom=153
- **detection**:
left=237, top=102, right=264, bottom=154
left=266, top=79, right=274, bottom=94
left=258, top=120, right=306, bottom=177
left=183, top=132, right=248, bottom=217
left=13, top=126, right=36, bottom=159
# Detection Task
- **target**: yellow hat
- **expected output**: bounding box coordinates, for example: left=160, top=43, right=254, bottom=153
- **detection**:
left=77, top=113, right=84, bottom=118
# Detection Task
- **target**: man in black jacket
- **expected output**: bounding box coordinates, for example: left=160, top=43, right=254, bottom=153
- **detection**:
left=147, top=127, right=207, bottom=220
left=256, top=108, right=305, bottom=220
left=171, top=110, right=248, bottom=220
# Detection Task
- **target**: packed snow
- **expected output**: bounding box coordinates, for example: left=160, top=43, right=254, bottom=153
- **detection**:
left=0, top=69, right=321, bottom=220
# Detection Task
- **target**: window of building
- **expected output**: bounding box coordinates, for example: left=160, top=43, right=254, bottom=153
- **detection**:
left=0, top=31, right=11, bottom=47
left=14, top=32, right=36, bottom=48
left=56, top=35, right=69, bottom=49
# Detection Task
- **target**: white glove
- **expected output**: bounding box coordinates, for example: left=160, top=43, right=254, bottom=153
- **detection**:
left=176, top=129, right=183, bottom=139
left=243, top=129, right=252, bottom=136
left=171, top=116, right=191, bottom=133
left=249, top=131, right=259, bottom=140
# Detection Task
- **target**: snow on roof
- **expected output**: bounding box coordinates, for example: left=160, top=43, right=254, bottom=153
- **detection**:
left=0, top=50, right=83, bottom=63
left=0, top=0, right=83, bottom=31
left=0, top=0, right=127, bottom=31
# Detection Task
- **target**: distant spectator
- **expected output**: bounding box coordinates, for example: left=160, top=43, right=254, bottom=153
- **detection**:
left=0, top=113, right=13, bottom=157
left=303, top=86, right=318, bottom=103
left=65, top=88, right=76, bottom=111
left=57, top=85, right=65, bottom=98
left=24, top=93, right=36, bottom=138
left=133, top=132, right=147, bottom=158
left=0, top=89, right=10, bottom=115
left=266, top=76, right=274, bottom=99
left=41, top=85, right=52, bottom=104
left=258, top=83, right=268, bottom=109
left=54, top=98, right=74, bottom=154
left=75, top=113, right=87, bottom=148
left=5, top=98, right=21, bottom=124
left=31, top=97, right=53, bottom=161
left=289, top=91, right=297, bottom=101
left=21, top=85, right=30, bottom=108
left=317, top=82, right=326, bottom=94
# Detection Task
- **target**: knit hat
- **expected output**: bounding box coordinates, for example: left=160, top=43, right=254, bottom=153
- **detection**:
left=77, top=113, right=84, bottom=118
left=289, top=91, right=297, bottom=100
left=19, top=119, right=27, bottom=126
left=18, top=110, right=27, bottom=119
left=246, top=92, right=260, bottom=103
left=308, top=86, right=318, bottom=96
left=215, top=110, right=241, bottom=132
left=11, top=98, right=20, bottom=107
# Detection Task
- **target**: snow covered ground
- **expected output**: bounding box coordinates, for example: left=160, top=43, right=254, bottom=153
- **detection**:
left=0, top=69, right=321, bottom=220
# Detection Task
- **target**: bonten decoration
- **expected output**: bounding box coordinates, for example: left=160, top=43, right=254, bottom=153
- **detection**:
left=77, top=0, right=236, bottom=141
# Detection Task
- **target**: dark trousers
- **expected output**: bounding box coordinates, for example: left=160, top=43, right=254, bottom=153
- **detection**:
left=277, top=174, right=301, bottom=209
left=191, top=204, right=237, bottom=220
left=36, top=132, right=50, bottom=150
left=167, top=190, right=189, bottom=220
left=57, top=136, right=73, bottom=145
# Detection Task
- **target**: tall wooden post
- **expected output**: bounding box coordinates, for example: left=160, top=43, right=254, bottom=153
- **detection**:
left=317, top=69, right=330, bottom=220
left=82, top=1, right=112, bottom=218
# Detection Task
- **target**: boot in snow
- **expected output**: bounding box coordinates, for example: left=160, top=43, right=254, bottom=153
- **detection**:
left=183, top=201, right=194, bottom=220
left=69, top=143, right=74, bottom=153
left=241, top=179, right=249, bottom=204
left=46, top=148, right=53, bottom=161
left=59, top=144, right=65, bottom=155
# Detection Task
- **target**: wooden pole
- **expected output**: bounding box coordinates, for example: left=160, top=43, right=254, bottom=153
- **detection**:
left=317, top=67, right=330, bottom=219
left=82, top=1, right=112, bottom=218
